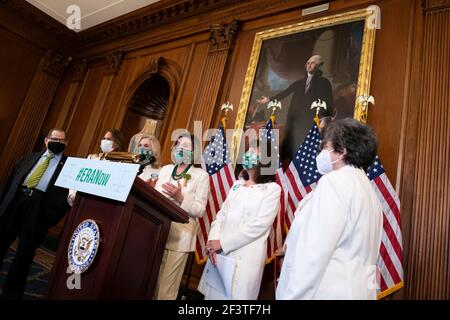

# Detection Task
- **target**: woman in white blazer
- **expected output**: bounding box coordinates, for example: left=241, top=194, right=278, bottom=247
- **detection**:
left=276, top=118, right=383, bottom=300
left=197, top=146, right=281, bottom=299
left=153, top=132, right=209, bottom=300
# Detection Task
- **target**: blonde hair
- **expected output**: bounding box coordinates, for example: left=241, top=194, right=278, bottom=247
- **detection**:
left=138, top=134, right=162, bottom=168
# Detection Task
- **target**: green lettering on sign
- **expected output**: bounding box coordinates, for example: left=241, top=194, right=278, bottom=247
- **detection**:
left=75, top=168, right=111, bottom=187
left=75, top=168, right=85, bottom=182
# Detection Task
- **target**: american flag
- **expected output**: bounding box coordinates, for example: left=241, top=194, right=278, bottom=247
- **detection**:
left=196, top=124, right=235, bottom=263
left=366, top=156, right=404, bottom=298
left=284, top=124, right=322, bottom=228
left=260, top=118, right=286, bottom=262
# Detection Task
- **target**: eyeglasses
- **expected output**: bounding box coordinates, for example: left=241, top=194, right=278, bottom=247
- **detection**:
left=47, top=137, right=66, bottom=143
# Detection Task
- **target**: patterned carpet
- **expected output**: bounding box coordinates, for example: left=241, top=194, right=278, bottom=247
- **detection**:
left=0, top=241, right=55, bottom=300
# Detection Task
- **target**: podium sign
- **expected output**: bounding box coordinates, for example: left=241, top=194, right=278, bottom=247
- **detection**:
left=47, top=178, right=189, bottom=299
left=55, top=157, right=139, bottom=202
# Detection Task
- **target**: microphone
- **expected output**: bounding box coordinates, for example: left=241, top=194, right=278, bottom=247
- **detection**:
left=137, top=149, right=156, bottom=175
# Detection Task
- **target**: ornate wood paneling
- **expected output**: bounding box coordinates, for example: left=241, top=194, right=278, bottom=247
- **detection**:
left=0, top=26, right=42, bottom=151
left=406, top=3, right=450, bottom=299
left=187, top=20, right=241, bottom=130
left=0, top=50, right=69, bottom=181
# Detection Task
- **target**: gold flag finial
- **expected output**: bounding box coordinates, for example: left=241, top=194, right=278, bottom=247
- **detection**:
left=267, top=99, right=282, bottom=123
left=220, top=102, right=233, bottom=129
left=310, top=99, right=327, bottom=127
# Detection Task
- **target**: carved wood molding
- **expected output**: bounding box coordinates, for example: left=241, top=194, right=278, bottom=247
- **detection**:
left=209, top=20, right=242, bottom=53
left=3, top=0, right=310, bottom=56
left=42, top=50, right=71, bottom=78
left=105, top=50, right=125, bottom=75
left=0, top=49, right=67, bottom=182
left=72, top=59, right=88, bottom=82
left=76, top=0, right=242, bottom=47
left=75, top=0, right=309, bottom=60
left=149, top=57, right=164, bottom=75
left=423, top=0, right=450, bottom=10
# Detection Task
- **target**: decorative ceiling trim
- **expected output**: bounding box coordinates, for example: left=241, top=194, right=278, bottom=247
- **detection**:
left=0, top=0, right=76, bottom=40
left=75, top=0, right=242, bottom=47
left=2, top=0, right=316, bottom=55
left=75, top=0, right=312, bottom=59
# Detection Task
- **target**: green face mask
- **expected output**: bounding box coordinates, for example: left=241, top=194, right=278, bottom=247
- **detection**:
left=173, top=147, right=192, bottom=164
left=242, top=152, right=260, bottom=170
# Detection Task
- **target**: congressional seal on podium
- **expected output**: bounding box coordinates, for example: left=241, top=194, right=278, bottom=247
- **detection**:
left=67, top=219, right=100, bottom=274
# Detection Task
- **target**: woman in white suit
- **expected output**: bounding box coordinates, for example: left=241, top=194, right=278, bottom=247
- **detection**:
left=136, top=134, right=162, bottom=187
left=153, top=132, right=209, bottom=300
left=276, top=118, right=383, bottom=300
left=197, top=146, right=281, bottom=300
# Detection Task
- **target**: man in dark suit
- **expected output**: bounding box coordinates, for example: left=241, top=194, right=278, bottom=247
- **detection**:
left=258, top=55, right=335, bottom=161
left=0, top=128, right=70, bottom=299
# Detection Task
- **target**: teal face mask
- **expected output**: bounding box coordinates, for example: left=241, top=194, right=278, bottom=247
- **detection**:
left=242, top=152, right=260, bottom=170
left=173, top=147, right=192, bottom=164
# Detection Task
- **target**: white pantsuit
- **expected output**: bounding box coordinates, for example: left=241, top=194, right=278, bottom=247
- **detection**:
left=153, top=164, right=209, bottom=300
left=198, top=181, right=281, bottom=300
left=276, top=166, right=383, bottom=300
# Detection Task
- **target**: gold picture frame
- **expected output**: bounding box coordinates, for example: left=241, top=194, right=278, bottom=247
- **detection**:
left=233, top=8, right=376, bottom=163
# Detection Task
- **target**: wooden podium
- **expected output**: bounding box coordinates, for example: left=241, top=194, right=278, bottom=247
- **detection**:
left=47, top=178, right=188, bottom=299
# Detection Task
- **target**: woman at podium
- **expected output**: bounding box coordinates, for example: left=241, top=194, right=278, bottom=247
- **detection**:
left=197, top=145, right=281, bottom=300
left=136, top=134, right=162, bottom=187
left=153, top=132, right=209, bottom=300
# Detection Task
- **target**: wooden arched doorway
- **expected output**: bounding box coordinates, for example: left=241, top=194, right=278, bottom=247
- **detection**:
left=122, top=74, right=169, bottom=149
left=121, top=57, right=181, bottom=154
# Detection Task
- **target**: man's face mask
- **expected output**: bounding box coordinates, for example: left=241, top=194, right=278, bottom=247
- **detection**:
left=47, top=141, right=65, bottom=154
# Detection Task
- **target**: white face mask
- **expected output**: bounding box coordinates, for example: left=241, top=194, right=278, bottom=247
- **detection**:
left=316, top=149, right=340, bottom=175
left=100, top=139, right=114, bottom=153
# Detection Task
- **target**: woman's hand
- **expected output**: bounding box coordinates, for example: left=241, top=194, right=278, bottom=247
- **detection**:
left=161, top=181, right=184, bottom=204
left=208, top=251, right=217, bottom=266
left=144, top=178, right=156, bottom=188
left=206, top=240, right=222, bottom=266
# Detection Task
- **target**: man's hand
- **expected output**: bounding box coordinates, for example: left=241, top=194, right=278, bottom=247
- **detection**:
left=162, top=181, right=184, bottom=204
left=256, top=96, right=270, bottom=104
